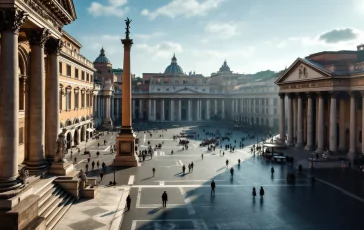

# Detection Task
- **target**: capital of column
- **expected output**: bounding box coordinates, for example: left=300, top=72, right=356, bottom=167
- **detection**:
left=306, top=92, right=315, bottom=98
left=278, top=93, right=285, bottom=99
left=24, top=28, right=51, bottom=47
left=350, top=91, right=358, bottom=98
left=45, top=38, right=63, bottom=55
left=316, top=91, right=326, bottom=98
left=0, top=7, right=28, bottom=33
left=328, top=91, right=339, bottom=98
left=121, top=39, right=133, bottom=51
left=287, top=93, right=295, bottom=99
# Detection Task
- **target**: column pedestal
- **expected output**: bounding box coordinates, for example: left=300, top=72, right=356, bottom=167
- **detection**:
left=115, top=128, right=138, bottom=166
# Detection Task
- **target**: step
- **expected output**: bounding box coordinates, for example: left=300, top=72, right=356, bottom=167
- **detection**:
left=40, top=190, right=67, bottom=219
left=36, top=182, right=54, bottom=198
left=46, top=197, right=74, bottom=229
left=45, top=195, right=72, bottom=226
left=38, top=184, right=59, bottom=207
left=39, top=187, right=64, bottom=215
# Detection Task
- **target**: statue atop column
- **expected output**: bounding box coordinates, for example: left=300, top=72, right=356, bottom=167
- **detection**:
left=125, top=17, right=132, bottom=39
left=55, top=128, right=67, bottom=163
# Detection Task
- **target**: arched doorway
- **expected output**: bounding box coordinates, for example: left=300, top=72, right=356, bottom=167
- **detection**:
left=81, top=126, right=86, bottom=142
left=74, top=129, right=79, bottom=146
left=66, top=132, right=72, bottom=149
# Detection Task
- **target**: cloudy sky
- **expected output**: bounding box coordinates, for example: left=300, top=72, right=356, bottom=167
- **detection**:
left=65, top=0, right=364, bottom=77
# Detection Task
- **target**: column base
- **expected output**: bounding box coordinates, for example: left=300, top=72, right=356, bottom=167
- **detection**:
left=48, top=162, right=74, bottom=176
left=0, top=176, right=23, bottom=193
left=114, top=131, right=138, bottom=167
left=25, top=160, right=49, bottom=174
left=295, top=142, right=304, bottom=148
left=315, top=148, right=324, bottom=154
left=304, top=145, right=314, bottom=151
left=102, top=118, right=113, bottom=130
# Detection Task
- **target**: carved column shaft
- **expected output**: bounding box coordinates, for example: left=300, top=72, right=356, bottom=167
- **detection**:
left=0, top=7, right=27, bottom=191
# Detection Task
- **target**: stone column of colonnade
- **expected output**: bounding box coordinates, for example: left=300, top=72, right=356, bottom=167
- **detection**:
left=25, top=28, right=51, bottom=171
left=178, top=100, right=182, bottom=121
left=153, top=99, right=156, bottom=121
left=348, top=92, right=356, bottom=155
left=296, top=93, right=304, bottom=147
left=214, top=100, right=218, bottom=115
left=97, top=96, right=101, bottom=118
left=221, top=100, right=225, bottom=119
left=188, top=100, right=192, bottom=121
left=148, top=99, right=152, bottom=121
left=170, top=100, right=175, bottom=121
left=139, top=99, right=143, bottom=120
left=329, top=92, right=338, bottom=153
left=305, top=93, right=314, bottom=151
left=287, top=94, right=294, bottom=146
left=196, top=100, right=200, bottom=121
left=106, top=96, right=111, bottom=119
left=278, top=93, right=286, bottom=144
left=45, top=38, right=63, bottom=161
left=316, top=92, right=325, bottom=153
left=231, top=99, right=235, bottom=120
left=206, top=99, right=210, bottom=120
left=0, top=7, right=28, bottom=191
left=161, top=100, right=165, bottom=121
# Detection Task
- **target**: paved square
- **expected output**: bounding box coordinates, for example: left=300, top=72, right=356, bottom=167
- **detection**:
left=68, top=218, right=106, bottom=230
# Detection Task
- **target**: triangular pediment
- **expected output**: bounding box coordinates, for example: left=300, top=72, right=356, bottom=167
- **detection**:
left=63, top=0, right=77, bottom=19
left=174, top=87, right=201, bottom=94
left=276, top=58, right=331, bottom=84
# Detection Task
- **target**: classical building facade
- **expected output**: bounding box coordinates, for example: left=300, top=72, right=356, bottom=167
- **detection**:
left=94, top=51, right=280, bottom=130
left=59, top=30, right=96, bottom=149
left=276, top=45, right=364, bottom=157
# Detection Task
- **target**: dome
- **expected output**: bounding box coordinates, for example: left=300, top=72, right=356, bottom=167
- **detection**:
left=164, top=54, right=184, bottom=75
left=94, top=47, right=111, bottom=63
left=219, top=60, right=231, bottom=72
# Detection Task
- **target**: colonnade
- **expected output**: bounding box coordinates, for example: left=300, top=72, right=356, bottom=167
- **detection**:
left=279, top=92, right=364, bottom=155
left=0, top=12, right=63, bottom=191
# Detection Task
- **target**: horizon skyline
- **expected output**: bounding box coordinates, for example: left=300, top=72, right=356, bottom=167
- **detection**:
left=65, top=0, right=364, bottom=77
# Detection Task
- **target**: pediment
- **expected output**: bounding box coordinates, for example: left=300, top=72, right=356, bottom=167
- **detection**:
left=276, top=58, right=331, bottom=84
left=61, top=0, right=77, bottom=19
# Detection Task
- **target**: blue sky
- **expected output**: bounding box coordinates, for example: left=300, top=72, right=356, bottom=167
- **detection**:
left=65, top=0, right=364, bottom=77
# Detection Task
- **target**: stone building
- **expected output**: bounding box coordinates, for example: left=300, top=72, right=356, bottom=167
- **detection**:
left=94, top=51, right=281, bottom=128
left=275, top=44, right=364, bottom=158
left=0, top=0, right=79, bottom=192
left=59, top=30, right=96, bottom=149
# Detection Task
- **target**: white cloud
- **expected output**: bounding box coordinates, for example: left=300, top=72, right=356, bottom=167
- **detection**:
left=134, top=32, right=166, bottom=40
left=204, top=22, right=238, bottom=38
left=135, top=41, right=183, bottom=58
left=192, top=46, right=256, bottom=60
left=88, top=0, right=129, bottom=17
left=141, top=0, right=225, bottom=20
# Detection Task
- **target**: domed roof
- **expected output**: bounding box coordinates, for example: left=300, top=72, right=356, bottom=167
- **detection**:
left=219, top=60, right=231, bottom=72
left=94, top=47, right=111, bottom=64
left=164, top=54, right=184, bottom=75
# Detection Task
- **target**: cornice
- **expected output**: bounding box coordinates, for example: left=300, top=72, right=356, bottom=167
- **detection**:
left=60, top=51, right=96, bottom=72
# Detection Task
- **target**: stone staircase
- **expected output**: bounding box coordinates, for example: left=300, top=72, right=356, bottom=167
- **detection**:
left=36, top=181, right=75, bottom=229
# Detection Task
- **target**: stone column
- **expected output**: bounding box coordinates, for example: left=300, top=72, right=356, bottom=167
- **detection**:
left=25, top=28, right=50, bottom=171
left=293, top=97, right=297, bottom=139
left=45, top=38, right=62, bottom=161
left=296, top=94, right=304, bottom=147
left=139, top=99, right=143, bottom=121
left=170, top=100, right=174, bottom=121
left=348, top=92, right=356, bottom=155
left=97, top=96, right=100, bottom=118
left=196, top=100, right=200, bottom=121
left=153, top=99, right=156, bottom=121
left=106, top=97, right=110, bottom=119
left=287, top=94, right=294, bottom=145
left=316, top=92, right=325, bottom=153
left=329, top=92, right=338, bottom=153
left=188, top=100, right=192, bottom=121
left=214, top=100, right=217, bottom=115
left=232, top=99, right=235, bottom=120
left=178, top=99, right=182, bottom=121
left=206, top=99, right=210, bottom=120
left=161, top=100, right=165, bottom=121
left=132, top=99, right=135, bottom=120
left=278, top=93, right=286, bottom=144
left=0, top=7, right=27, bottom=191
left=111, top=96, right=114, bottom=120
left=148, top=99, right=152, bottom=121
left=222, top=100, right=225, bottom=119
left=305, top=93, right=314, bottom=150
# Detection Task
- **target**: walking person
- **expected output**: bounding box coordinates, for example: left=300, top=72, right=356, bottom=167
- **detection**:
left=92, top=161, right=95, bottom=170
left=162, top=191, right=168, bottom=208
left=260, top=186, right=265, bottom=198
left=271, top=167, right=274, bottom=176
left=226, top=159, right=229, bottom=167
left=211, top=180, right=216, bottom=195
left=74, top=157, right=77, bottom=164
left=252, top=187, right=256, bottom=197
left=201, top=153, right=203, bottom=160
left=126, top=195, right=131, bottom=211
left=152, top=167, right=156, bottom=177
left=100, top=171, right=104, bottom=181
left=97, top=161, right=100, bottom=169
left=191, top=162, right=194, bottom=171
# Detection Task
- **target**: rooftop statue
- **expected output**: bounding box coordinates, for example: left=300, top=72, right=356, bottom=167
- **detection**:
left=125, top=17, right=132, bottom=39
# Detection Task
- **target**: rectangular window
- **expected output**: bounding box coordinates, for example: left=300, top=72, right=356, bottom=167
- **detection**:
left=86, top=73, right=89, bottom=82
left=86, top=93, right=89, bottom=107
left=59, top=62, right=63, bottom=75
left=81, top=71, right=85, bottom=81
left=90, top=75, right=93, bottom=82
left=66, top=90, right=71, bottom=110
left=75, top=69, right=79, bottom=79
left=59, top=90, right=62, bottom=110
left=67, top=65, right=71, bottom=77
left=19, top=127, right=24, bottom=145
left=74, top=91, right=79, bottom=109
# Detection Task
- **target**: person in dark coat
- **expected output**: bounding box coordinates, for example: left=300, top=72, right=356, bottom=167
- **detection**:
left=260, top=186, right=265, bottom=198
left=211, top=180, right=216, bottom=195
left=162, top=191, right=168, bottom=207
left=126, top=195, right=131, bottom=211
